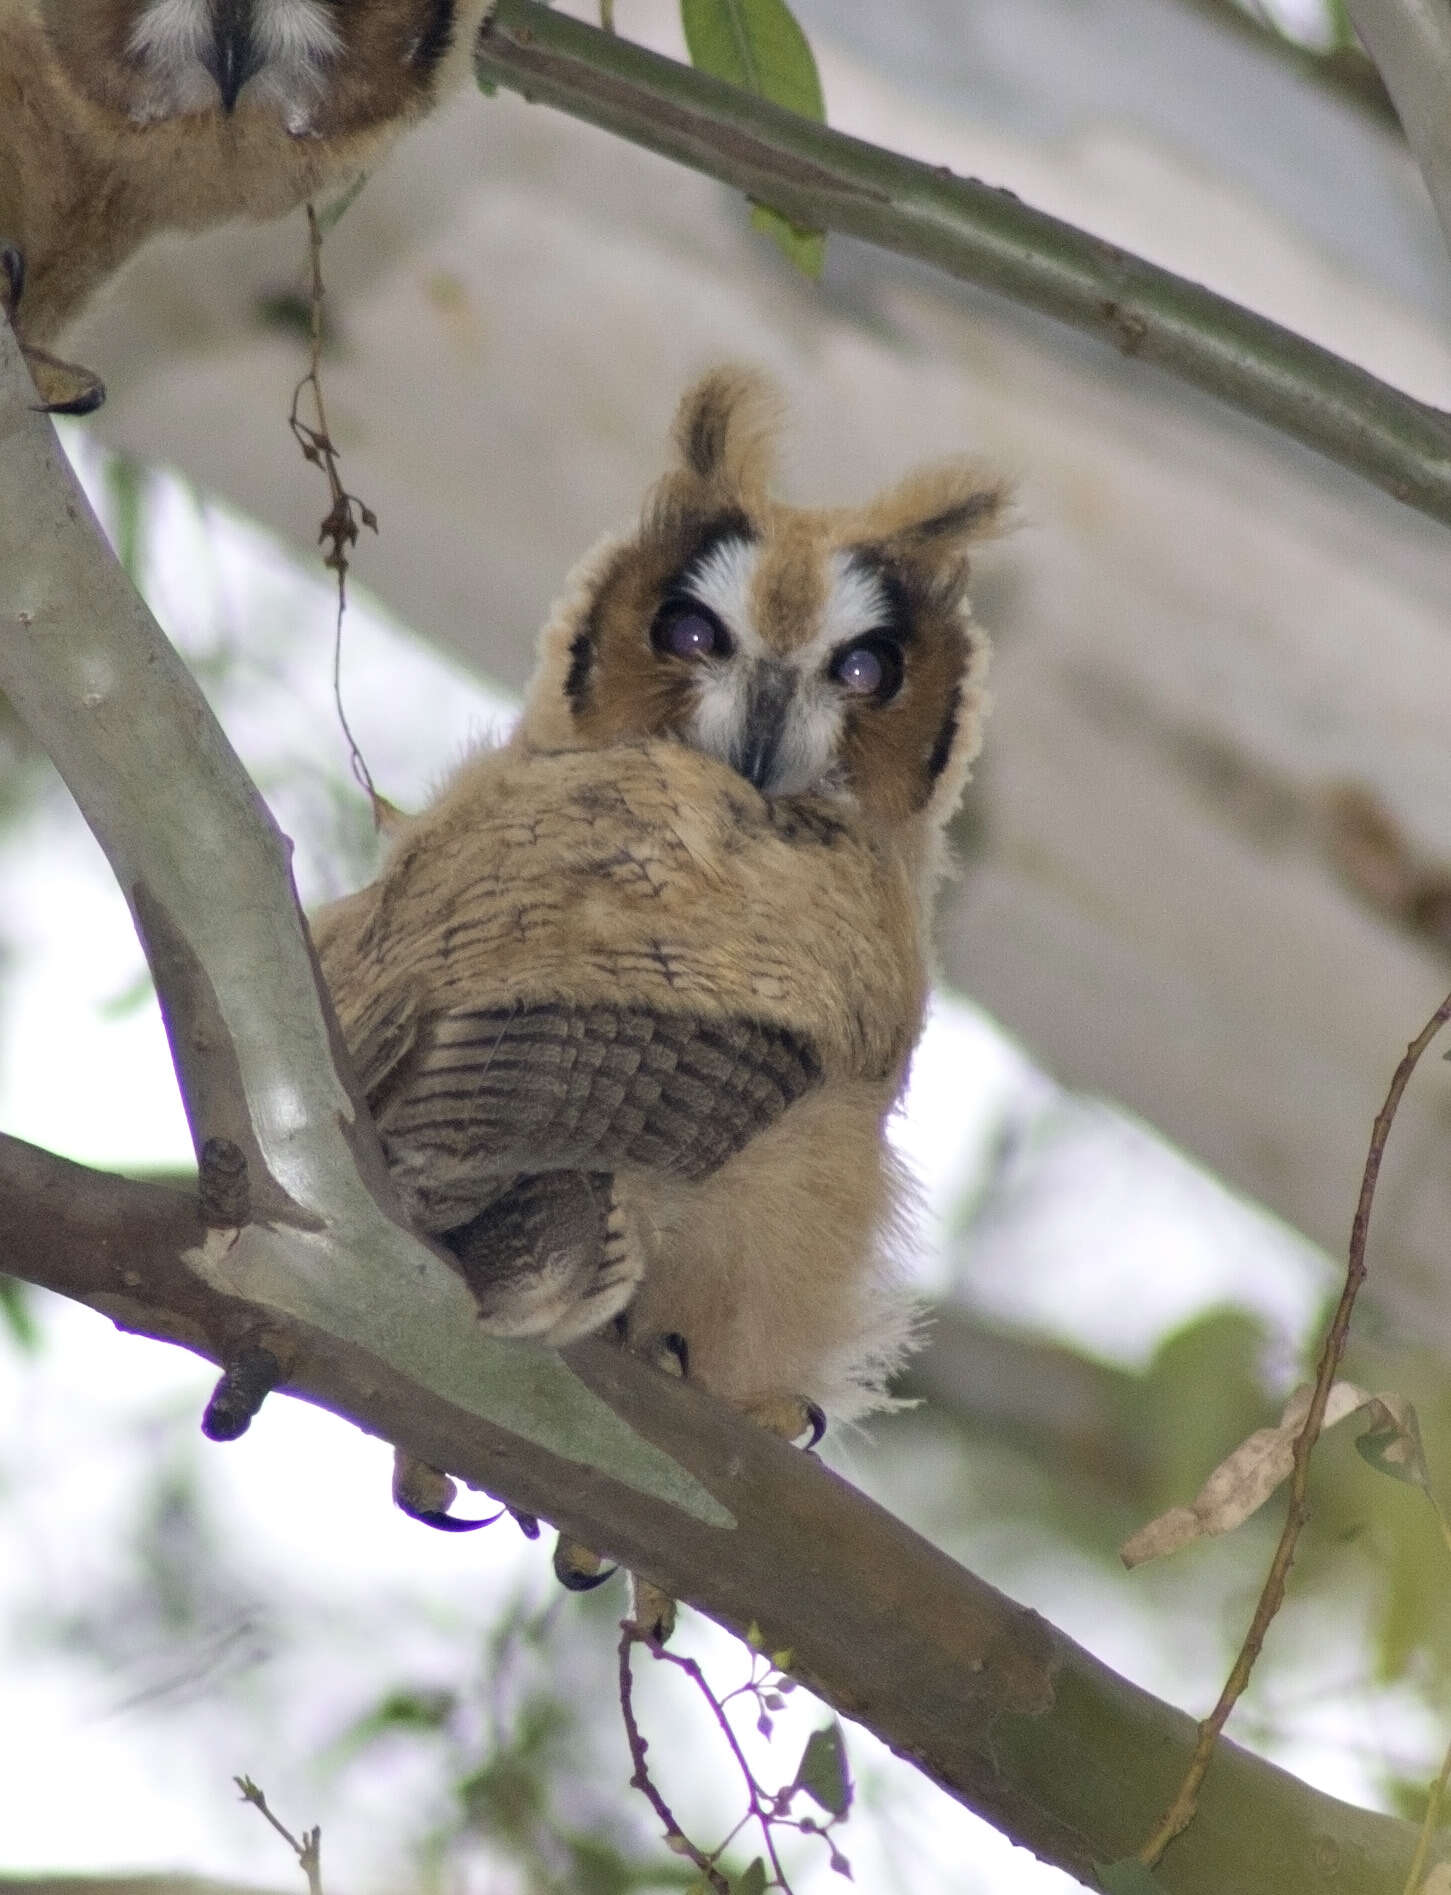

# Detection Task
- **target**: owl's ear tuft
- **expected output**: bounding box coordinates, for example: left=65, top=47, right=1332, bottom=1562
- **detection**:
left=671, top=365, right=783, bottom=502
left=868, top=462, right=1010, bottom=553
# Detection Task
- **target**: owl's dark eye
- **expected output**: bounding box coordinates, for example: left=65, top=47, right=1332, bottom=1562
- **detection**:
left=651, top=599, right=732, bottom=663
left=830, top=635, right=904, bottom=703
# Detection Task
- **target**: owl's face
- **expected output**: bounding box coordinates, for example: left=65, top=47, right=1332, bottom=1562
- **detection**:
left=39, top=0, right=463, bottom=133
left=521, top=368, right=1006, bottom=830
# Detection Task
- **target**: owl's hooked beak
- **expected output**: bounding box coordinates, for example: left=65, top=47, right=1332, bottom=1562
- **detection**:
left=204, top=0, right=263, bottom=111
left=731, top=661, right=797, bottom=794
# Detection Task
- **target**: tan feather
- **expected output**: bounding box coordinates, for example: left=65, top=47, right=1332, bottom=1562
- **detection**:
left=315, top=368, right=1002, bottom=1606
left=0, top=0, right=493, bottom=349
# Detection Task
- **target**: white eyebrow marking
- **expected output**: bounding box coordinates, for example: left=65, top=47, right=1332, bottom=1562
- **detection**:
left=682, top=536, right=763, bottom=655
left=823, top=553, right=891, bottom=649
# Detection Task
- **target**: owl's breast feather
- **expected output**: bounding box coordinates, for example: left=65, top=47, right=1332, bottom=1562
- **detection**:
left=315, top=739, right=927, bottom=1086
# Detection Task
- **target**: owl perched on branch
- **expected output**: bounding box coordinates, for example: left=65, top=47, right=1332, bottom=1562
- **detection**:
left=313, top=367, right=1005, bottom=1617
left=0, top=0, right=494, bottom=404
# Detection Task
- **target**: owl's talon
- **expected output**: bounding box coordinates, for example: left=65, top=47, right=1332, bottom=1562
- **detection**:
left=629, top=1577, right=677, bottom=1645
left=746, top=1394, right=828, bottom=1448
left=510, top=1507, right=542, bottom=1540
left=392, top=1448, right=498, bottom=1531
left=201, top=1344, right=282, bottom=1441
left=411, top=1506, right=500, bottom=1533
left=1, top=243, right=106, bottom=414
left=553, top=1533, right=617, bottom=1591
left=659, top=1331, right=690, bottom=1378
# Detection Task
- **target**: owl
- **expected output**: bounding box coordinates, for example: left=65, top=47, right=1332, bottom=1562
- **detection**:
left=311, top=366, right=1005, bottom=1623
left=0, top=0, right=494, bottom=401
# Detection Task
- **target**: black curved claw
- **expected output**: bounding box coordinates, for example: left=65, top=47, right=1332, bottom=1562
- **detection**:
left=556, top=1559, right=618, bottom=1592
left=32, top=368, right=105, bottom=417
left=404, top=1503, right=503, bottom=1534
left=202, top=1345, right=282, bottom=1441
left=510, top=1508, right=541, bottom=1540
left=660, top=1332, right=690, bottom=1378
left=801, top=1400, right=827, bottom=1451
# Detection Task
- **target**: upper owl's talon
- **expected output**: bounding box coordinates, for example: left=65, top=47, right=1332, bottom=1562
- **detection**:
left=510, top=1507, right=542, bottom=1540
left=802, top=1400, right=827, bottom=1450
left=659, top=1332, right=690, bottom=1378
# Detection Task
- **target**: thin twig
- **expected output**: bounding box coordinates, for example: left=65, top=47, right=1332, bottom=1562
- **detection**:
left=478, top=0, right=1451, bottom=533
left=617, top=1624, right=850, bottom=1890
left=235, top=1776, right=324, bottom=1895
left=1139, top=986, right=1451, bottom=1868
left=288, top=203, right=384, bottom=821
left=617, top=1625, right=731, bottom=1892
left=1403, top=1731, right=1451, bottom=1895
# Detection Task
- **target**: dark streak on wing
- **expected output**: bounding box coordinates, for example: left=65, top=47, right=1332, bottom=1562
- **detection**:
left=379, top=1003, right=824, bottom=1209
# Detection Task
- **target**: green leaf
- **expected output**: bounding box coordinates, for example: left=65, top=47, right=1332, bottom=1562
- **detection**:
left=98, top=966, right=156, bottom=1022
left=681, top=0, right=827, bottom=275
left=750, top=203, right=825, bottom=277
left=734, top=1861, right=768, bottom=1895
left=0, top=1275, right=39, bottom=1353
left=680, top=0, right=824, bottom=117
left=103, top=453, right=147, bottom=587
left=794, top=1720, right=852, bottom=1818
left=1096, top=1863, right=1168, bottom=1892
left=1355, top=1402, right=1431, bottom=1492
left=316, top=169, right=369, bottom=234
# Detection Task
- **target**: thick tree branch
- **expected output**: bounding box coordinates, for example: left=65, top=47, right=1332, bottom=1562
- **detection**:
left=0, top=1129, right=1433, bottom=1895
left=1344, top=0, right=1451, bottom=268
left=478, top=1, right=1451, bottom=532
left=1170, top=0, right=1397, bottom=128
left=0, top=315, right=728, bottom=1510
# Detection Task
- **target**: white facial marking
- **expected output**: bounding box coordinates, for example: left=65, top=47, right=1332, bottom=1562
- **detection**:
left=251, top=0, right=341, bottom=125
left=126, top=0, right=340, bottom=125
left=739, top=552, right=893, bottom=796
left=254, top=0, right=343, bottom=70
left=826, top=554, right=892, bottom=648
left=685, top=536, right=762, bottom=654
left=670, top=539, right=902, bottom=797
left=127, top=0, right=212, bottom=69
left=126, top=0, right=214, bottom=116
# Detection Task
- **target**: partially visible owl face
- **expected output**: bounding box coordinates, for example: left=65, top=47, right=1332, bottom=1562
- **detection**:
left=39, top=0, right=464, bottom=134
left=523, top=368, right=1006, bottom=830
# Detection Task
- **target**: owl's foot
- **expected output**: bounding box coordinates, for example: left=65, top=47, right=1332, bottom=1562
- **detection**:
left=628, top=1576, right=676, bottom=1645
left=552, top=1536, right=616, bottom=1592
left=1, top=246, right=105, bottom=416
left=392, top=1448, right=501, bottom=1533
left=620, top=1390, right=822, bottom=1643
left=548, top=1329, right=688, bottom=1630
left=744, top=1393, right=827, bottom=1450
